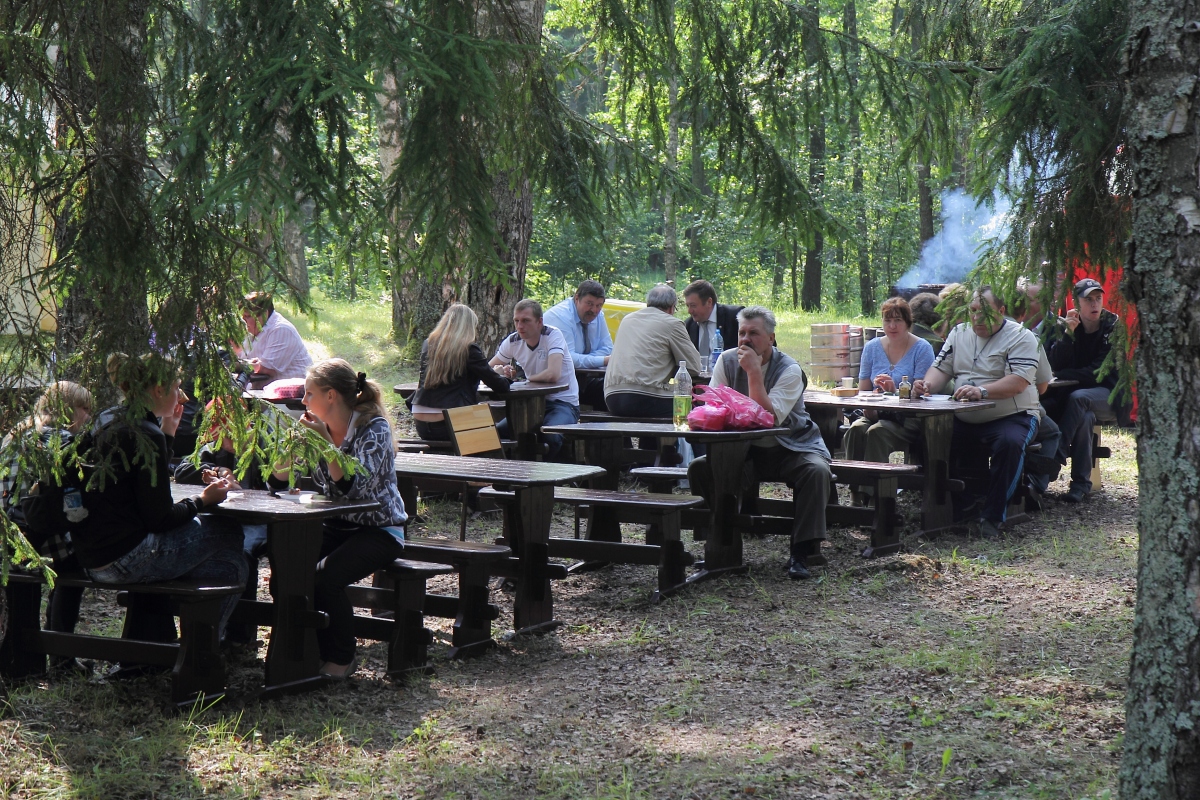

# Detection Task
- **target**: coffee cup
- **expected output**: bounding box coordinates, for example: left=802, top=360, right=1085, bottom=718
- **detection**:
left=840, top=377, right=855, bottom=389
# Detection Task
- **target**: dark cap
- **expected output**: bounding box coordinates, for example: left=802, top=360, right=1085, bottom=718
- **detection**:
left=1073, top=278, right=1104, bottom=299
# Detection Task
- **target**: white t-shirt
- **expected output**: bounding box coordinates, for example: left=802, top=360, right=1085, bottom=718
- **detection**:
left=931, top=318, right=1040, bottom=424
left=242, top=311, right=312, bottom=380
left=494, top=326, right=579, bottom=406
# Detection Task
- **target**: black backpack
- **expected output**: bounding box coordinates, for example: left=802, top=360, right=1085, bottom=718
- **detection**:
left=16, top=431, right=92, bottom=552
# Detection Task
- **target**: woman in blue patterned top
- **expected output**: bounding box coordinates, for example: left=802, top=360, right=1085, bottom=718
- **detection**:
left=842, top=298, right=935, bottom=502
left=281, top=358, right=407, bottom=679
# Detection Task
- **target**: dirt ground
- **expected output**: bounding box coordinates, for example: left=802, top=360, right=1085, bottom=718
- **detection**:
left=0, top=430, right=1135, bottom=799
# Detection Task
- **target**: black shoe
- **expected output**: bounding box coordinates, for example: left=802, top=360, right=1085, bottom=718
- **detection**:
left=787, top=559, right=811, bottom=580
left=1024, top=480, right=1043, bottom=513
left=976, top=518, right=1002, bottom=540
left=1063, top=485, right=1088, bottom=504
left=49, top=657, right=93, bottom=678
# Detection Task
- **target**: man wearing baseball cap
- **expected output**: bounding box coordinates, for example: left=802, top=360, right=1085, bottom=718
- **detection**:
left=1047, top=277, right=1121, bottom=503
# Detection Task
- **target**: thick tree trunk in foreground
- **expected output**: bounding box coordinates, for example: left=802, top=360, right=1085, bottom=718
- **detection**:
left=1120, top=4, right=1200, bottom=797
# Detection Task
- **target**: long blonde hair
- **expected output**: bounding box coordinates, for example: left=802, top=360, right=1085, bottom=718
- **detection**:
left=13, top=381, right=93, bottom=436
left=105, top=352, right=178, bottom=405
left=425, top=304, right=478, bottom=389
left=306, top=358, right=387, bottom=422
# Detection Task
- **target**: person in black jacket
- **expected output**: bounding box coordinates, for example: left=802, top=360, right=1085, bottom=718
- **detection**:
left=1047, top=278, right=1121, bottom=503
left=74, top=353, right=248, bottom=648
left=683, top=279, right=743, bottom=361
left=407, top=304, right=511, bottom=440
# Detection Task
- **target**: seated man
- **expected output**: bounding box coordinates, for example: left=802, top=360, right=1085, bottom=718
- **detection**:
left=1024, top=340, right=1063, bottom=504
left=913, top=285, right=1041, bottom=539
left=234, top=291, right=312, bottom=381
left=604, top=284, right=702, bottom=418
left=1047, top=278, right=1121, bottom=503
left=686, top=306, right=831, bottom=581
left=489, top=299, right=580, bottom=460
left=683, top=279, right=743, bottom=364
left=543, top=279, right=612, bottom=409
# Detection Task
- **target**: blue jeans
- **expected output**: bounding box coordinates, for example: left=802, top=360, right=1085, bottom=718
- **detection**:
left=87, top=516, right=248, bottom=639
left=226, top=523, right=269, bottom=643
left=497, top=398, right=579, bottom=460
left=1028, top=412, right=1061, bottom=493
left=1056, top=387, right=1116, bottom=493
left=952, top=413, right=1039, bottom=523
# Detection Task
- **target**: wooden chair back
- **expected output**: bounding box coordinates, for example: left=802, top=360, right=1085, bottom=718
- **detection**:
left=444, top=403, right=504, bottom=459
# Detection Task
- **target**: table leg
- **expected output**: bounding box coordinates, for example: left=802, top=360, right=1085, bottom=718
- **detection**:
left=687, top=440, right=751, bottom=586
left=920, top=415, right=955, bottom=533
left=261, top=518, right=326, bottom=696
left=507, top=396, right=547, bottom=461
left=580, top=437, right=623, bottom=545
left=510, top=485, right=561, bottom=635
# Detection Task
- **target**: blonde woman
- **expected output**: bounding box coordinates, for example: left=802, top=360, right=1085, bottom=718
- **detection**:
left=407, top=303, right=511, bottom=441
left=282, top=358, right=407, bottom=679
left=2, top=381, right=94, bottom=672
left=74, top=354, right=247, bottom=649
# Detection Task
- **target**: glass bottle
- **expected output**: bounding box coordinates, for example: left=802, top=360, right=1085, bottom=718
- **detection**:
left=673, top=361, right=693, bottom=430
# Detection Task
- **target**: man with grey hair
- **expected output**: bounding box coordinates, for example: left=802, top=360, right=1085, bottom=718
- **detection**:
left=687, top=305, right=832, bottom=580
left=604, top=284, right=703, bottom=417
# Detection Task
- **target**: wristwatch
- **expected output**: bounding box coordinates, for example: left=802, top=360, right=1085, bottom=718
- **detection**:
left=979, top=386, right=989, bottom=399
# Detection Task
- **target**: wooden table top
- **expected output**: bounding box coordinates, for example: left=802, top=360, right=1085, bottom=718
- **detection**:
left=803, top=390, right=994, bottom=415
left=1046, top=378, right=1080, bottom=389
left=171, top=483, right=380, bottom=520
left=394, top=453, right=604, bottom=486
left=542, top=421, right=789, bottom=442
left=394, top=381, right=567, bottom=400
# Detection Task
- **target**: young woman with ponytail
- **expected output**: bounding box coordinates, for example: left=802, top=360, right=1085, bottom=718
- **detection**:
left=279, top=358, right=407, bottom=679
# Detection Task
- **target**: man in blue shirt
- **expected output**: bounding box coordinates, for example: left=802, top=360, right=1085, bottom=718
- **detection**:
left=543, top=280, right=613, bottom=408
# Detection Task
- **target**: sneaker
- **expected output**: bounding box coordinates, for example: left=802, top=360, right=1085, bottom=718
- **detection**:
left=1023, top=479, right=1043, bottom=513
left=786, top=558, right=812, bottom=580
left=1063, top=485, right=1088, bottom=504
left=977, top=518, right=1002, bottom=540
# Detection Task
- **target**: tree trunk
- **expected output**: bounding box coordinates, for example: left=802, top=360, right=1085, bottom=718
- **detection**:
left=663, top=68, right=681, bottom=286
left=281, top=200, right=309, bottom=297
left=800, top=0, right=824, bottom=311
left=54, top=0, right=151, bottom=398
left=1119, top=5, right=1200, bottom=797
left=466, top=0, right=546, bottom=356
left=917, top=161, right=935, bottom=243
left=845, top=0, right=873, bottom=315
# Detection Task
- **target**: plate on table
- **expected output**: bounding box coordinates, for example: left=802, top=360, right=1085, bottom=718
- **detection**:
left=857, top=393, right=886, bottom=402
left=274, top=491, right=331, bottom=505
left=924, top=394, right=952, bottom=402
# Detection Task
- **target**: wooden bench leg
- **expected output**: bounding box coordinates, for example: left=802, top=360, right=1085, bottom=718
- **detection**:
left=450, top=562, right=498, bottom=659
left=652, top=511, right=688, bottom=603
left=172, top=597, right=229, bottom=705
left=862, top=476, right=901, bottom=558
left=0, top=583, right=47, bottom=679
left=381, top=571, right=435, bottom=677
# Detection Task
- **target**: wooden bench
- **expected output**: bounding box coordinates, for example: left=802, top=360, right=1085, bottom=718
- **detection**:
left=370, top=537, right=513, bottom=660
left=344, top=559, right=456, bottom=678
left=0, top=571, right=244, bottom=706
left=479, top=486, right=702, bottom=600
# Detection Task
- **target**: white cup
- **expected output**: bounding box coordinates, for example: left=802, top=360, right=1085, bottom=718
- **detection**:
left=840, top=377, right=855, bottom=389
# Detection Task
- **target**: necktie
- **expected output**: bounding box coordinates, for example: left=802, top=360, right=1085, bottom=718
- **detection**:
left=699, top=322, right=710, bottom=356
left=580, top=321, right=591, bottom=354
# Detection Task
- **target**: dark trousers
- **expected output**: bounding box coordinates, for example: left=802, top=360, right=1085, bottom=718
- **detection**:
left=314, top=523, right=405, bottom=665
left=952, top=413, right=1039, bottom=523
left=46, top=553, right=83, bottom=634
left=688, top=446, right=831, bottom=560
left=415, top=418, right=449, bottom=441
left=606, top=393, right=673, bottom=450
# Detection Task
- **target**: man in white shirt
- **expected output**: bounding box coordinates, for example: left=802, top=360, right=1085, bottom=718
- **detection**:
left=490, top=299, right=580, bottom=460
left=236, top=292, right=312, bottom=380
left=543, top=280, right=612, bottom=409
left=686, top=306, right=831, bottom=580
left=913, top=285, right=1041, bottom=538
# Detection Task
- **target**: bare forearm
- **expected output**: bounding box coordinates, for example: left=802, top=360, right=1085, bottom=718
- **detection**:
left=978, top=373, right=1030, bottom=400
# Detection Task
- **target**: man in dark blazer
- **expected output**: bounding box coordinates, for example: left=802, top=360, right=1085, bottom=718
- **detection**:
left=683, top=279, right=743, bottom=358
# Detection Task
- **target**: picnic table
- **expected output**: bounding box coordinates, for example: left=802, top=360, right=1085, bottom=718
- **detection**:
left=171, top=484, right=380, bottom=697
left=541, top=422, right=787, bottom=588
left=393, top=453, right=604, bottom=634
left=244, top=388, right=305, bottom=412
left=395, top=381, right=567, bottom=460
left=802, top=390, right=994, bottom=533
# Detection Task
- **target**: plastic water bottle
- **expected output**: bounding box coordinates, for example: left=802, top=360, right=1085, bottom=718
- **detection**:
left=710, top=329, right=724, bottom=374
left=673, top=361, right=692, bottom=431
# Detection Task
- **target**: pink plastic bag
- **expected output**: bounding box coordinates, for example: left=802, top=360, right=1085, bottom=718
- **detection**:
left=263, top=378, right=306, bottom=399
left=686, top=402, right=729, bottom=431
left=693, top=384, right=775, bottom=430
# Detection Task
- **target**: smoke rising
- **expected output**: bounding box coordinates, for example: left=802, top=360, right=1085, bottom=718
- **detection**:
left=897, top=189, right=1011, bottom=287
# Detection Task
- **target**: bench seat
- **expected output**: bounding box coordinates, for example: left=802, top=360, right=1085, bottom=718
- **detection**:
left=1, top=571, right=244, bottom=706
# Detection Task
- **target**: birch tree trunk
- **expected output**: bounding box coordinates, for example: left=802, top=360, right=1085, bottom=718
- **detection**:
left=663, top=71, right=680, bottom=286
left=1119, top=3, right=1200, bottom=796
left=845, top=0, right=873, bottom=315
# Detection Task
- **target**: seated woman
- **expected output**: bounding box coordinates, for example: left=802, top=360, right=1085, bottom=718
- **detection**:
left=278, top=358, right=407, bottom=679
left=1, top=381, right=94, bottom=673
left=408, top=303, right=511, bottom=441
left=842, top=298, right=935, bottom=500
left=73, top=353, right=247, bottom=647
